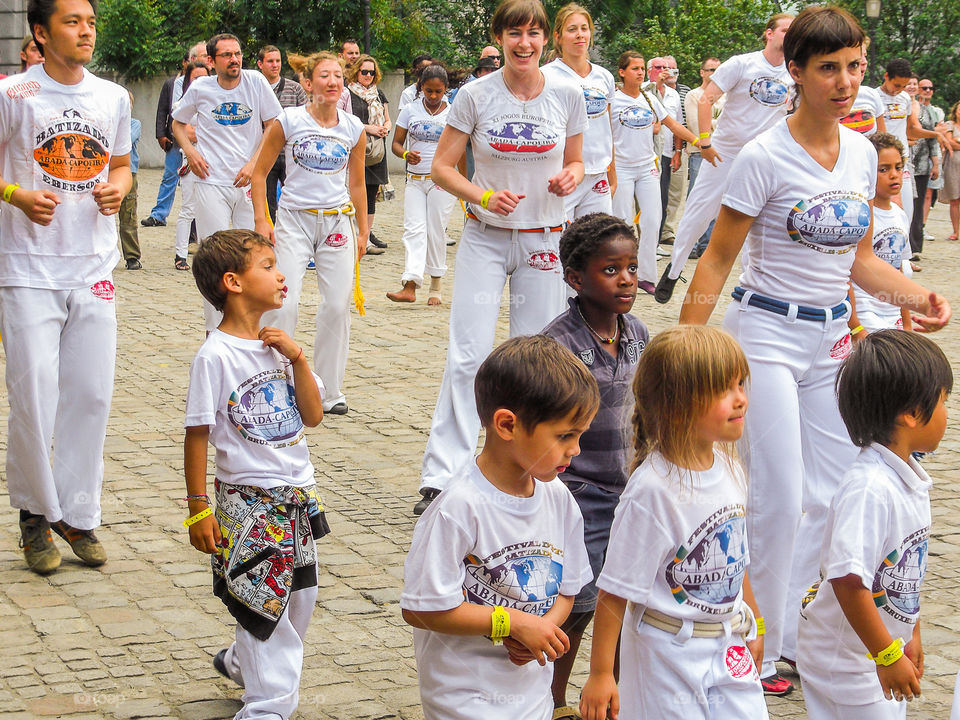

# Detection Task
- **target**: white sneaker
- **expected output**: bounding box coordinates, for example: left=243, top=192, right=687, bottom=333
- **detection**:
left=924, top=231, right=934, bottom=241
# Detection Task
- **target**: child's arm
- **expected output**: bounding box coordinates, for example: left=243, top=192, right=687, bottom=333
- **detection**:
left=184, top=425, right=222, bottom=553
left=905, top=620, right=923, bottom=679
left=401, top=601, right=570, bottom=666
left=741, top=572, right=765, bottom=669
left=831, top=574, right=922, bottom=700
left=503, top=594, right=574, bottom=665
left=846, top=281, right=866, bottom=344
left=257, top=327, right=323, bottom=426
left=580, top=590, right=627, bottom=720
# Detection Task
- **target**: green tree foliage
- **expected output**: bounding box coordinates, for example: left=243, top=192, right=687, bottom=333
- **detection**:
left=94, top=0, right=179, bottom=79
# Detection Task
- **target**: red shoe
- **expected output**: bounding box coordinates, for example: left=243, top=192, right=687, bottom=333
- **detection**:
left=760, top=673, right=794, bottom=696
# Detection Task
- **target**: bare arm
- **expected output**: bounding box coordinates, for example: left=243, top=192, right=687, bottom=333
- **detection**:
left=173, top=119, right=209, bottom=179
left=251, top=121, right=287, bottom=240
left=234, top=118, right=278, bottom=188
left=348, top=135, right=369, bottom=256
left=92, top=153, right=132, bottom=216
left=698, top=80, right=724, bottom=165
left=0, top=176, right=59, bottom=225
left=184, top=425, right=221, bottom=554
left=580, top=590, right=627, bottom=720
left=431, top=126, right=523, bottom=215
left=548, top=132, right=585, bottom=197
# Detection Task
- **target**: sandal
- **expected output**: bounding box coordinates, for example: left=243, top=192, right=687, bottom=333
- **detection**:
left=553, top=706, right=581, bottom=720
left=175, top=256, right=189, bottom=271
left=948, top=234, right=958, bottom=241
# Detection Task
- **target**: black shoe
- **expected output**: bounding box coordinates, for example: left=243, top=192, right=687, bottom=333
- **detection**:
left=140, top=216, right=165, bottom=227
left=213, top=648, right=244, bottom=688
left=126, top=258, right=142, bottom=270
left=413, top=488, right=440, bottom=516
left=369, top=232, right=388, bottom=249
left=446, top=237, right=456, bottom=246
left=326, top=402, right=348, bottom=415
left=654, top=264, right=678, bottom=304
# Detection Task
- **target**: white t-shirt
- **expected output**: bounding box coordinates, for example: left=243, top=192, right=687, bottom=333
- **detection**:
left=398, top=82, right=418, bottom=111
left=878, top=87, right=911, bottom=146
left=446, top=71, right=587, bottom=228
left=0, top=65, right=131, bottom=290
left=797, top=444, right=931, bottom=705
left=723, top=120, right=877, bottom=307
left=277, top=107, right=363, bottom=211
left=840, top=85, right=886, bottom=137
left=599, top=450, right=749, bottom=624
left=653, top=85, right=682, bottom=157
left=184, top=330, right=323, bottom=488
left=396, top=98, right=450, bottom=175
left=401, top=461, right=591, bottom=720
left=710, top=51, right=793, bottom=154
left=610, top=88, right=667, bottom=169
left=851, top=204, right=909, bottom=327
left=541, top=60, right=615, bottom=175
left=172, top=70, right=282, bottom=187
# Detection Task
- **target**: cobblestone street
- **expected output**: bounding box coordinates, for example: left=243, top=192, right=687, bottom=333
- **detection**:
left=1, top=167, right=958, bottom=719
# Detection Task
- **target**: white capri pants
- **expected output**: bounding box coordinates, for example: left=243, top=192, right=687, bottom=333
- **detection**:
left=723, top=297, right=858, bottom=677
left=194, top=182, right=255, bottom=331
left=175, top=171, right=197, bottom=259
left=400, top=175, right=456, bottom=287
left=667, top=148, right=738, bottom=280
left=564, top=171, right=613, bottom=221
left=801, top=677, right=906, bottom=720
left=262, top=207, right=355, bottom=411
left=900, top=169, right=915, bottom=234
left=418, top=217, right=567, bottom=492
left=612, top=163, right=661, bottom=283
left=218, top=584, right=318, bottom=719
left=0, top=282, right=117, bottom=529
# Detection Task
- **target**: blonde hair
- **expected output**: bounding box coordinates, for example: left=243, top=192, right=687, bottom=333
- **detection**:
left=630, top=326, right=749, bottom=473
left=552, top=3, right=594, bottom=57
left=347, top=54, right=382, bottom=85
left=288, top=51, right=343, bottom=84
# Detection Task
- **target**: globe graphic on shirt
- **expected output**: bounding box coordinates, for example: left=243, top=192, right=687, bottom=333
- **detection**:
left=227, top=375, right=304, bottom=446
left=583, top=87, right=608, bottom=118
left=787, top=192, right=871, bottom=250
left=874, top=532, right=927, bottom=620
left=464, top=554, right=563, bottom=611
left=619, top=105, right=655, bottom=129
left=293, top=134, right=349, bottom=173
left=873, top=226, right=908, bottom=267
left=667, top=515, right=747, bottom=607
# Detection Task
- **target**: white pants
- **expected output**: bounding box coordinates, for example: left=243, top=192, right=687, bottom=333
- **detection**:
left=400, top=176, right=456, bottom=287
left=194, top=183, right=255, bottom=331
left=668, top=148, right=738, bottom=280
left=262, top=207, right=354, bottom=411
left=661, top=151, right=689, bottom=241
left=612, top=163, right=661, bottom=283
left=419, top=218, right=567, bottom=492
left=0, top=283, right=117, bottom=529
left=900, top=169, right=915, bottom=238
left=618, top=619, right=768, bottom=720
left=723, top=299, right=858, bottom=677
left=219, top=585, right=318, bottom=719
left=564, top=171, right=613, bottom=221
left=801, top=677, right=906, bottom=720
left=951, top=670, right=960, bottom=720
left=175, top=172, right=197, bottom=259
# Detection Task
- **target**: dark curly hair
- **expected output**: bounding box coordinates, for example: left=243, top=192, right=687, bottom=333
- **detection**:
left=558, top=212, right=638, bottom=274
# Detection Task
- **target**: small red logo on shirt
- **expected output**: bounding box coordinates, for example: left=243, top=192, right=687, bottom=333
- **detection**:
left=528, top=250, right=560, bottom=271
left=725, top=645, right=754, bottom=679
left=6, top=80, right=41, bottom=100
left=592, top=178, right=610, bottom=194
left=895, top=317, right=904, bottom=330
left=830, top=333, right=852, bottom=359
left=91, top=280, right=115, bottom=301
left=325, top=232, right=348, bottom=248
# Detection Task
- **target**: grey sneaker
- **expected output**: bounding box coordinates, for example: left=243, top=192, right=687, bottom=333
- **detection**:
left=214, top=648, right=245, bottom=688
left=19, top=515, right=61, bottom=574
left=51, top=521, right=107, bottom=567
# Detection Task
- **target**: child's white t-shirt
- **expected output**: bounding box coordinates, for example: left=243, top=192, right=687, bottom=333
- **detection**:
left=709, top=51, right=793, bottom=154
left=598, top=450, right=749, bottom=624
left=797, top=444, right=931, bottom=705
left=184, top=330, right=323, bottom=488
left=610, top=89, right=667, bottom=169
left=401, top=461, right=591, bottom=720
left=878, top=87, right=911, bottom=147
left=172, top=70, right=282, bottom=188
left=277, top=106, right=363, bottom=211
left=0, top=65, right=131, bottom=290
left=723, top=120, right=877, bottom=307
left=445, top=70, right=588, bottom=228
left=541, top=59, right=615, bottom=175
left=852, top=204, right=910, bottom=328
left=841, top=85, right=887, bottom=137
left=395, top=98, right=450, bottom=176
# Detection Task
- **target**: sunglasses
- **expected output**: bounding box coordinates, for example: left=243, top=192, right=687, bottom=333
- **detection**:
left=359, top=69, right=376, bottom=76
left=919, top=85, right=933, bottom=90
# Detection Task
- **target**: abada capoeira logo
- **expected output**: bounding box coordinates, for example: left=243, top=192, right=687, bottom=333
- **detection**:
left=873, top=226, right=908, bottom=268
left=292, top=134, right=349, bottom=173
left=227, top=369, right=304, bottom=447
left=408, top=120, right=444, bottom=143
left=618, top=105, right=655, bottom=129
left=33, top=109, right=109, bottom=192
left=583, top=87, right=608, bottom=118
left=872, top=527, right=928, bottom=623
left=463, top=541, right=563, bottom=615
left=212, top=101, right=253, bottom=126
left=486, top=120, right=558, bottom=154
left=666, top=505, right=748, bottom=614
left=749, top=76, right=789, bottom=107
left=841, top=106, right=877, bottom=134
left=787, top=190, right=870, bottom=253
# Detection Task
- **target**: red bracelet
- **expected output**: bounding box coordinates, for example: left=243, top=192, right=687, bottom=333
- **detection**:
left=292, top=347, right=303, bottom=365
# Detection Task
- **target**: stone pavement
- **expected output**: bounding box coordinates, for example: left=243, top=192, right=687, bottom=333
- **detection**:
left=1, top=167, right=959, bottom=720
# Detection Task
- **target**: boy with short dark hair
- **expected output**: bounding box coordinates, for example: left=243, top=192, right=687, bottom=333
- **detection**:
left=184, top=228, right=328, bottom=719
left=797, top=329, right=953, bottom=719
left=401, top=335, right=598, bottom=720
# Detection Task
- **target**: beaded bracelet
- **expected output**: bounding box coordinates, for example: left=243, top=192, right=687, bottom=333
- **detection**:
left=184, top=494, right=210, bottom=503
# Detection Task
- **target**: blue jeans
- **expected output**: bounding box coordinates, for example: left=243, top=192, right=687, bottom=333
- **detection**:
left=687, top=153, right=714, bottom=254
left=149, top=146, right=182, bottom=221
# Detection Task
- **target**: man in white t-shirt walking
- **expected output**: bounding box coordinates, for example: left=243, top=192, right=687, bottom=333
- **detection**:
left=172, top=33, right=282, bottom=330
left=656, top=13, right=794, bottom=304
left=0, top=0, right=132, bottom=574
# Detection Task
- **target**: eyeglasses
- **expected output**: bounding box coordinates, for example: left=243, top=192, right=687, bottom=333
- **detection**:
left=216, top=51, right=243, bottom=59
left=359, top=69, right=376, bottom=77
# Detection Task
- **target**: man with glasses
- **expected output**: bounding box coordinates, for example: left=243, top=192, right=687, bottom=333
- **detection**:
left=920, top=79, right=945, bottom=241
left=480, top=45, right=500, bottom=68
left=172, top=33, right=282, bottom=330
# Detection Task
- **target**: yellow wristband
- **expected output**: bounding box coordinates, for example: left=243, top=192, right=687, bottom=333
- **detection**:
left=755, top=616, right=765, bottom=636
left=849, top=324, right=865, bottom=336
left=867, top=637, right=905, bottom=666
left=699, top=132, right=711, bottom=139
left=402, top=150, right=409, bottom=160
left=490, top=606, right=510, bottom=644
left=2, top=183, right=19, bottom=204
left=183, top=507, right=213, bottom=528
left=480, top=189, right=495, bottom=209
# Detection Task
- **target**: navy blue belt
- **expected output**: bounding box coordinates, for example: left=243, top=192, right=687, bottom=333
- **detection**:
left=732, top=286, right=848, bottom=322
